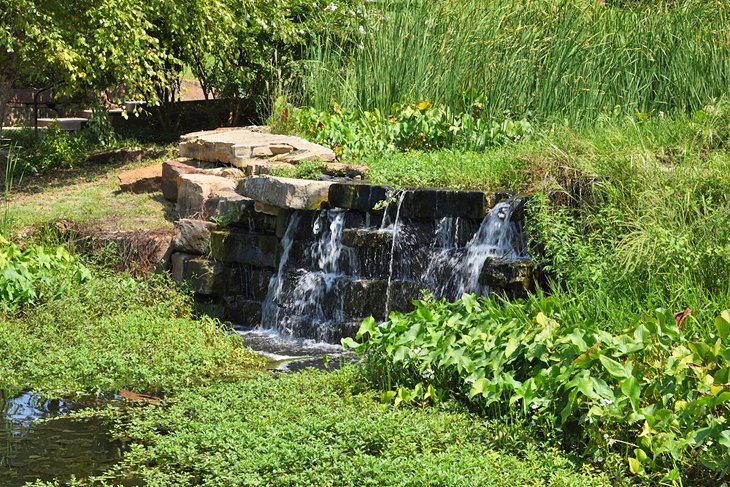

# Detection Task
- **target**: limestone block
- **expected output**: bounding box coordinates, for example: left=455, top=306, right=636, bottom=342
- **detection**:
left=179, top=127, right=335, bottom=168
left=162, top=158, right=205, bottom=201
left=209, top=230, right=279, bottom=268
left=203, top=193, right=256, bottom=224
left=162, top=158, right=242, bottom=202
left=177, top=174, right=238, bottom=217
left=171, top=252, right=196, bottom=283
left=399, top=188, right=488, bottom=220
left=171, top=219, right=218, bottom=254
left=237, top=175, right=333, bottom=211
left=118, top=164, right=162, bottom=194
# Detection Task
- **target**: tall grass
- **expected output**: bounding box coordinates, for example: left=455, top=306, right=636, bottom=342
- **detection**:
left=302, top=0, right=730, bottom=121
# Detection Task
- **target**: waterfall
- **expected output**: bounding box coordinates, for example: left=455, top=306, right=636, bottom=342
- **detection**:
left=257, top=195, right=529, bottom=342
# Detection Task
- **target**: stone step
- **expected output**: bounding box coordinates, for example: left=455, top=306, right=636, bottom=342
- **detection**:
left=36, top=117, right=89, bottom=131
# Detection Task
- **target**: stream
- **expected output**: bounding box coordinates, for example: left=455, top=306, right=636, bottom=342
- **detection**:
left=0, top=392, right=125, bottom=486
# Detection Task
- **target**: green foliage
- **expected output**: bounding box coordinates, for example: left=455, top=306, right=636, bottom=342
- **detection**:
left=302, top=0, right=729, bottom=122
left=274, top=99, right=532, bottom=160
left=525, top=99, right=730, bottom=330
left=9, top=126, right=89, bottom=174
left=72, top=368, right=608, bottom=486
left=0, top=266, right=265, bottom=397
left=0, top=0, right=167, bottom=114
left=0, top=235, right=89, bottom=308
left=345, top=295, right=730, bottom=483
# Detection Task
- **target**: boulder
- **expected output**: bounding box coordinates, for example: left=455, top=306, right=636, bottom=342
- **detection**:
left=179, top=127, right=336, bottom=170
left=171, top=219, right=218, bottom=254
left=118, top=164, right=162, bottom=194
left=237, top=175, right=333, bottom=211
left=177, top=174, right=238, bottom=217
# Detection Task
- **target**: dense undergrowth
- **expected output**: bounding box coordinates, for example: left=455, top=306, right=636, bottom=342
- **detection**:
left=346, top=296, right=730, bottom=483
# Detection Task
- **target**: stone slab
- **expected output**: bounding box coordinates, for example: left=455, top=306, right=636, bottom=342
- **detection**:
left=118, top=164, right=162, bottom=194
left=171, top=219, right=218, bottom=254
left=177, top=174, right=238, bottom=217
left=238, top=175, right=333, bottom=211
left=179, top=127, right=335, bottom=169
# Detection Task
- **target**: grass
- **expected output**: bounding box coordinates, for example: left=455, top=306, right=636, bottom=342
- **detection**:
left=65, top=367, right=611, bottom=487
left=303, top=0, right=729, bottom=122
left=0, top=267, right=266, bottom=397
left=3, top=149, right=176, bottom=233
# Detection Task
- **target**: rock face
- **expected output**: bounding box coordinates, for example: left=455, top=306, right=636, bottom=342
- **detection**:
left=118, top=164, right=162, bottom=194
left=238, top=175, right=333, bottom=211
left=179, top=127, right=336, bottom=172
left=177, top=174, right=239, bottom=217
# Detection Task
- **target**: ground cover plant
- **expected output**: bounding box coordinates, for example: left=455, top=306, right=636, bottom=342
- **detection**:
left=0, top=262, right=265, bottom=397
left=37, top=367, right=610, bottom=487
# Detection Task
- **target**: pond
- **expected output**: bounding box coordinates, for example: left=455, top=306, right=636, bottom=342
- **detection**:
left=0, top=392, right=125, bottom=486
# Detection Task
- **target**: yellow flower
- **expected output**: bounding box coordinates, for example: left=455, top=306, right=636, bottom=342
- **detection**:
left=416, top=100, right=432, bottom=111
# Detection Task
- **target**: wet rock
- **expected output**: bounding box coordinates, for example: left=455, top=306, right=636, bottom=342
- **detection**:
left=171, top=219, right=218, bottom=254
left=181, top=258, right=226, bottom=295
left=341, top=228, right=393, bottom=248
left=399, top=188, right=487, bottom=220
left=224, top=297, right=262, bottom=326
left=225, top=265, right=273, bottom=301
left=209, top=229, right=279, bottom=268
left=328, top=183, right=393, bottom=212
left=118, top=164, right=161, bottom=194
left=238, top=175, right=333, bottom=211
left=177, top=174, right=238, bottom=217
left=179, top=127, right=335, bottom=170
left=479, top=258, right=534, bottom=297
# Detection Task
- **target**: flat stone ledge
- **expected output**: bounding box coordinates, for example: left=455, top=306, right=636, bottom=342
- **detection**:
left=237, top=175, right=333, bottom=211
left=179, top=127, right=335, bottom=169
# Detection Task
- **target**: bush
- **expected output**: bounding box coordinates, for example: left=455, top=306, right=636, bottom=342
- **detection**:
left=345, top=295, right=730, bottom=483
left=10, top=125, right=89, bottom=174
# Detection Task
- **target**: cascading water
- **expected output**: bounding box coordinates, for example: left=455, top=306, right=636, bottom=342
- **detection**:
left=257, top=195, right=529, bottom=343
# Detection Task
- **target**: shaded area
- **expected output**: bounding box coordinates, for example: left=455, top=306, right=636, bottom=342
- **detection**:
left=0, top=392, right=124, bottom=486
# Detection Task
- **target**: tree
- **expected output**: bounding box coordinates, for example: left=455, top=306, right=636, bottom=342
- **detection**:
left=0, top=0, right=167, bottom=130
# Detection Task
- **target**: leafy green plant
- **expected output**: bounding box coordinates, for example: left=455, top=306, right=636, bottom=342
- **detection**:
left=0, top=235, right=90, bottom=308
left=344, top=295, right=730, bottom=483
left=12, top=125, right=89, bottom=174
left=274, top=99, right=532, bottom=161
left=56, top=367, right=609, bottom=486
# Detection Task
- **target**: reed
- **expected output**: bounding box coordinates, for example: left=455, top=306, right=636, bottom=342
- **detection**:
left=301, top=0, right=730, bottom=122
